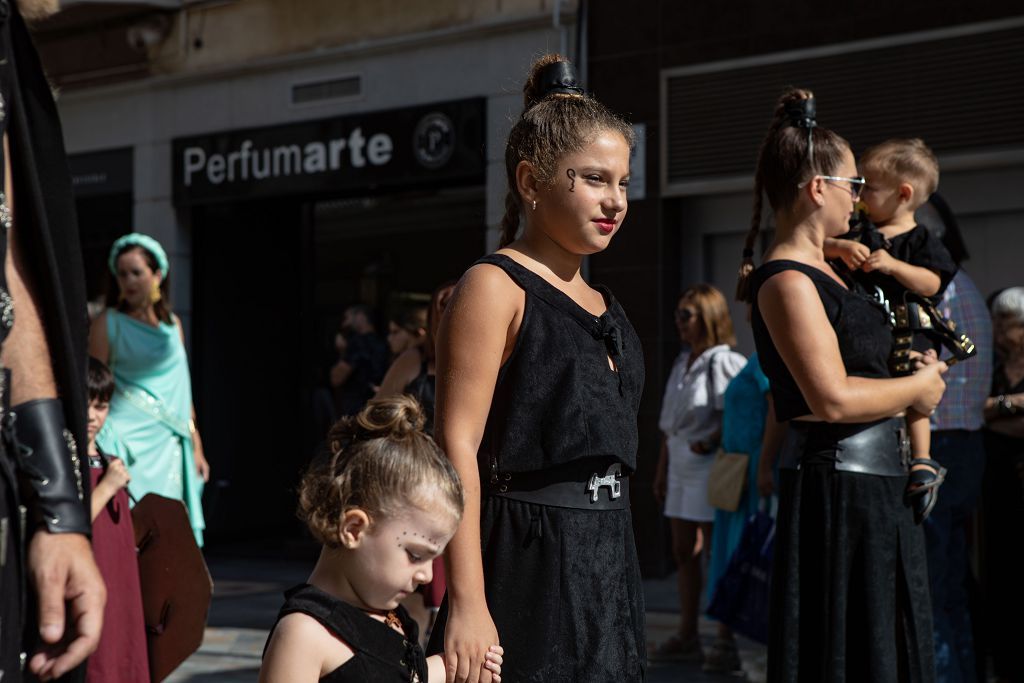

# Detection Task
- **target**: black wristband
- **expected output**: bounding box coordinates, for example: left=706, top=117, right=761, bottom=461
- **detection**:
left=9, top=398, right=90, bottom=536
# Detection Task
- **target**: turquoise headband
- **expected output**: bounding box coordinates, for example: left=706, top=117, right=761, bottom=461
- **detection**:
left=108, top=233, right=169, bottom=280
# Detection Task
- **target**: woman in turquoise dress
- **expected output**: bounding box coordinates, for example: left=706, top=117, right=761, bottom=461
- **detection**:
left=704, top=352, right=785, bottom=672
left=88, top=233, right=209, bottom=546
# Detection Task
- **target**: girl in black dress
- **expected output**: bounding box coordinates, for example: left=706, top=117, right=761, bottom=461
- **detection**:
left=428, top=54, right=645, bottom=682
left=260, top=396, right=502, bottom=683
left=736, top=89, right=948, bottom=682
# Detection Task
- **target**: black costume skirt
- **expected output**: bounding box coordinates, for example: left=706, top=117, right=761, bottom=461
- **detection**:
left=429, top=495, right=646, bottom=682
left=768, top=463, right=935, bottom=683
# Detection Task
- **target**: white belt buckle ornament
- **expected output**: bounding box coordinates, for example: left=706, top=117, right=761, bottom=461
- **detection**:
left=587, top=463, right=622, bottom=502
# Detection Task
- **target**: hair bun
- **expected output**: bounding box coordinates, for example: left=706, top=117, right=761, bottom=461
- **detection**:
left=356, top=395, right=426, bottom=439
left=777, top=88, right=816, bottom=129
left=523, top=53, right=582, bottom=110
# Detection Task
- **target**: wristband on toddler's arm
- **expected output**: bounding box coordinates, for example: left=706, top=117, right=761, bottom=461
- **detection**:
left=9, top=398, right=91, bottom=536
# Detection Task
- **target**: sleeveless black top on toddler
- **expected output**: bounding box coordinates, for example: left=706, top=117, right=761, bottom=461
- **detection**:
left=751, top=260, right=936, bottom=683
left=427, top=253, right=647, bottom=682
left=264, top=583, right=428, bottom=682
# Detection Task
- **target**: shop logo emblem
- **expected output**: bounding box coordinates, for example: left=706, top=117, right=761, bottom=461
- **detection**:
left=413, top=112, right=455, bottom=169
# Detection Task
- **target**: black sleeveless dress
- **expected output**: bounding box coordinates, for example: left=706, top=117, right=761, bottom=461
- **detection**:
left=264, top=583, right=428, bottom=682
left=751, top=260, right=935, bottom=683
left=428, top=254, right=647, bottom=682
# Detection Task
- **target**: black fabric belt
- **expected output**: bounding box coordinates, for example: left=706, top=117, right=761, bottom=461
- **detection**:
left=485, top=459, right=630, bottom=510
left=780, top=417, right=910, bottom=477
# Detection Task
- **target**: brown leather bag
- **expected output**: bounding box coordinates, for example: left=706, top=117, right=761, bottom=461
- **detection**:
left=132, top=494, right=213, bottom=682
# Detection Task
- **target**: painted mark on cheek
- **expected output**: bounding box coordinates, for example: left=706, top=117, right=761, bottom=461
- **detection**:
left=566, top=168, right=576, bottom=192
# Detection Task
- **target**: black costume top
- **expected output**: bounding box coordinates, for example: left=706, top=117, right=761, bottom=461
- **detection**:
left=839, top=222, right=957, bottom=304
left=751, top=260, right=892, bottom=421
left=266, top=584, right=428, bottom=683
left=474, top=254, right=644, bottom=474
left=0, top=1, right=89, bottom=457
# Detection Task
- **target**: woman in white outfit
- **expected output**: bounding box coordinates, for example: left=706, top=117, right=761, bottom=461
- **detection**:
left=653, top=283, right=746, bottom=661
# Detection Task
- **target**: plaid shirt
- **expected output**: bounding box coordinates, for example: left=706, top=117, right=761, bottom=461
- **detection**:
left=930, top=270, right=993, bottom=432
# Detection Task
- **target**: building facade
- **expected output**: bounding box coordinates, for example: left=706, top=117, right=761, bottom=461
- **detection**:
left=44, top=0, right=579, bottom=541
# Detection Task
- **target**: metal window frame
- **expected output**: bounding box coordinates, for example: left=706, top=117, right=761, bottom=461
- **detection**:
left=659, top=15, right=1024, bottom=198
left=288, top=72, right=364, bottom=110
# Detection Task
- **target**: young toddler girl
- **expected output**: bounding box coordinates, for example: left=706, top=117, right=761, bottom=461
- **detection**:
left=260, top=395, right=502, bottom=682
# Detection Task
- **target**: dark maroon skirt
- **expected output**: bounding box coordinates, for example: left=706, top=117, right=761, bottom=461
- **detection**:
left=86, top=466, right=150, bottom=683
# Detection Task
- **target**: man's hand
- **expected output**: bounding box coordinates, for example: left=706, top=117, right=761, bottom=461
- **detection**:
left=27, top=532, right=106, bottom=681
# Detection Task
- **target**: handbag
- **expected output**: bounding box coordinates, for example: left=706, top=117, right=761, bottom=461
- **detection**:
left=707, top=450, right=748, bottom=512
left=707, top=505, right=775, bottom=644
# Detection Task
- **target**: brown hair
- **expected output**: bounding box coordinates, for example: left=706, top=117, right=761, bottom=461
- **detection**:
left=735, top=88, right=851, bottom=302
left=107, top=245, right=173, bottom=324
left=298, top=396, right=463, bottom=547
left=860, top=138, right=939, bottom=209
left=87, top=356, right=115, bottom=403
left=393, top=305, right=428, bottom=336
left=500, top=54, right=635, bottom=247
left=681, top=284, right=736, bottom=348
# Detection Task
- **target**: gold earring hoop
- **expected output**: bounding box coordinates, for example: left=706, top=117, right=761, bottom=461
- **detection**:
left=150, top=280, right=162, bottom=304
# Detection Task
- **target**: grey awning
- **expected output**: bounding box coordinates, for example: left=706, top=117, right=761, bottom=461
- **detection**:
left=59, top=0, right=184, bottom=8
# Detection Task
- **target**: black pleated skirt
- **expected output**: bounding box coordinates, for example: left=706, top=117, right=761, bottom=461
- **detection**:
left=768, top=463, right=936, bottom=683
left=429, top=495, right=646, bottom=682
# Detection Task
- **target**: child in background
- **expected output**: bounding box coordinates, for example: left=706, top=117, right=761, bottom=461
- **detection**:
left=825, top=138, right=956, bottom=518
left=85, top=357, right=150, bottom=683
left=259, top=396, right=502, bottom=683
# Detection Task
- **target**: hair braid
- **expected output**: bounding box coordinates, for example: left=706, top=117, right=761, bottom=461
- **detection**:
left=499, top=190, right=521, bottom=248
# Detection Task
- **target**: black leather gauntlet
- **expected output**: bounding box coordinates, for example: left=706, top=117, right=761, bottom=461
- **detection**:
left=8, top=398, right=90, bottom=536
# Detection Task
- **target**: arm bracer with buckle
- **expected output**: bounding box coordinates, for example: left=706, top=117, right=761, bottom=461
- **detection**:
left=889, top=291, right=978, bottom=374
left=8, top=398, right=90, bottom=536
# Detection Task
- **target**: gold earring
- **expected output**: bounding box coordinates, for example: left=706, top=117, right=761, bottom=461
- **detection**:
left=150, top=281, right=162, bottom=304
left=532, top=199, right=537, bottom=211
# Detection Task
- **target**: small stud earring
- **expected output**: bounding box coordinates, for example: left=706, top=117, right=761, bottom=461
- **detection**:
left=532, top=200, right=537, bottom=211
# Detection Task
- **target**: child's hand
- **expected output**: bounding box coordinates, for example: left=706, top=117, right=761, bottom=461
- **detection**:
left=837, top=240, right=870, bottom=270
left=100, top=457, right=131, bottom=492
left=484, top=645, right=503, bottom=682
left=862, top=249, right=896, bottom=275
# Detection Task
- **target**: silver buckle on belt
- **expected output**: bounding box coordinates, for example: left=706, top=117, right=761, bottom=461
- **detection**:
left=587, top=463, right=622, bottom=502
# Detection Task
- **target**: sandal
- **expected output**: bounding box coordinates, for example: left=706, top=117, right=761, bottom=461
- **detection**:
left=649, top=634, right=703, bottom=662
left=702, top=638, right=742, bottom=674
left=904, top=457, right=947, bottom=525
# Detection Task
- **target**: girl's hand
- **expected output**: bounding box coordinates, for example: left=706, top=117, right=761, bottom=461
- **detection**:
left=444, top=601, right=499, bottom=683
left=193, top=440, right=211, bottom=483
left=910, top=361, right=948, bottom=416
left=484, top=645, right=503, bottom=682
left=101, top=457, right=130, bottom=491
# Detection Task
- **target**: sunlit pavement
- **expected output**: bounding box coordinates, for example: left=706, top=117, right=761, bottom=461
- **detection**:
left=164, top=556, right=767, bottom=682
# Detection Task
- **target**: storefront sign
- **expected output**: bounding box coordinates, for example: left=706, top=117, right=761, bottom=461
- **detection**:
left=172, top=98, right=485, bottom=204
left=69, top=147, right=134, bottom=198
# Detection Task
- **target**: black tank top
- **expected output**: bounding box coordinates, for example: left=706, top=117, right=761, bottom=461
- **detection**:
left=265, top=584, right=428, bottom=682
left=404, top=357, right=436, bottom=435
left=475, top=254, right=644, bottom=474
left=751, top=260, right=892, bottom=421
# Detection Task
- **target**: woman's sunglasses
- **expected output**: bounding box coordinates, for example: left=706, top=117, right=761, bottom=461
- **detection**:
left=675, top=309, right=696, bottom=323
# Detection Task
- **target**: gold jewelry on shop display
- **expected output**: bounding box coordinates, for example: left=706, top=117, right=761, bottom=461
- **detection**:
left=150, top=280, right=162, bottom=303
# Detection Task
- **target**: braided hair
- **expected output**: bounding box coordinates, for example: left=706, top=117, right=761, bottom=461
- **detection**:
left=735, top=88, right=850, bottom=302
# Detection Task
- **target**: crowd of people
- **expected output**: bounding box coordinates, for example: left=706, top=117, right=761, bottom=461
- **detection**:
left=1, top=4, right=1021, bottom=681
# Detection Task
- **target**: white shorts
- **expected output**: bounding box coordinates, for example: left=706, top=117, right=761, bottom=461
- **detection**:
left=663, top=440, right=715, bottom=522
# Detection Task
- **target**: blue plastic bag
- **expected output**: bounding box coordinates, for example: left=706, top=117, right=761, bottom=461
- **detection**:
left=707, top=508, right=775, bottom=644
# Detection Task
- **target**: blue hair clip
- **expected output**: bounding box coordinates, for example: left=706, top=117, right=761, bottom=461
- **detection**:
left=108, top=233, right=169, bottom=280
